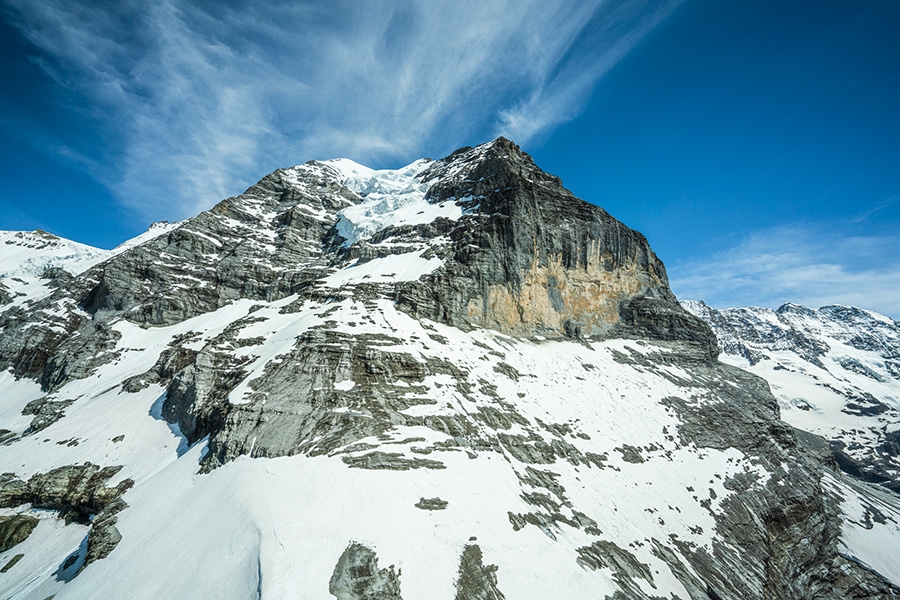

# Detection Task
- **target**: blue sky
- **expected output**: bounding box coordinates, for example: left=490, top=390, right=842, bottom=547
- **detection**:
left=2, top=0, right=899, bottom=317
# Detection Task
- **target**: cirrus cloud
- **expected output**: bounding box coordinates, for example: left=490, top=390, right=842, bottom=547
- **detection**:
left=669, top=223, right=900, bottom=320
left=4, top=0, right=681, bottom=223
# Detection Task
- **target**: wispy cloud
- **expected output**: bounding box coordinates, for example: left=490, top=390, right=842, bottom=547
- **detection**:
left=669, top=223, right=900, bottom=319
left=495, top=1, right=679, bottom=142
left=852, top=195, right=898, bottom=222
left=4, top=0, right=679, bottom=223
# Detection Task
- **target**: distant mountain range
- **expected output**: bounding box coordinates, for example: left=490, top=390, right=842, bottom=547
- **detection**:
left=682, top=300, right=900, bottom=492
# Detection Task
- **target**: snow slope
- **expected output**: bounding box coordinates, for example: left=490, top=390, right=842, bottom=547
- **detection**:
left=683, top=300, right=900, bottom=584
left=0, top=230, right=109, bottom=280
left=682, top=300, right=900, bottom=488
left=324, top=158, right=464, bottom=245
left=2, top=296, right=776, bottom=599
left=0, top=231, right=110, bottom=309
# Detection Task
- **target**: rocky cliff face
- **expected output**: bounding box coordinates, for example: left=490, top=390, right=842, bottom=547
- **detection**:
left=0, top=139, right=897, bottom=599
left=393, top=141, right=698, bottom=345
left=0, top=138, right=715, bottom=464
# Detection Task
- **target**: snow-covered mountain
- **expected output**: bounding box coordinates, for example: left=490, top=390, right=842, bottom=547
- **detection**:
left=0, top=230, right=109, bottom=308
left=0, top=223, right=178, bottom=309
left=682, top=300, right=900, bottom=494
left=1, top=139, right=898, bottom=599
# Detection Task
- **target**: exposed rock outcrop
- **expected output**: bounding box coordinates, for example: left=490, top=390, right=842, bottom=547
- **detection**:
left=0, top=514, right=38, bottom=553
left=394, top=140, right=704, bottom=347
left=0, top=464, right=132, bottom=570
left=329, top=543, right=403, bottom=600
left=454, top=544, right=505, bottom=600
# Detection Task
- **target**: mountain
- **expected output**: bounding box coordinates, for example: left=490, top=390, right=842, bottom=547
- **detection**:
left=0, top=224, right=178, bottom=308
left=0, top=229, right=110, bottom=308
left=682, top=300, right=900, bottom=494
left=1, top=138, right=898, bottom=599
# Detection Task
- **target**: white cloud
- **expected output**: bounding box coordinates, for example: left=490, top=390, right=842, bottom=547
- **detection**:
left=669, top=223, right=900, bottom=319
left=6, top=0, right=679, bottom=223
left=495, top=1, right=680, bottom=142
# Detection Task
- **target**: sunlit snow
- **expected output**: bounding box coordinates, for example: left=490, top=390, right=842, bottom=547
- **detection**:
left=327, top=158, right=463, bottom=245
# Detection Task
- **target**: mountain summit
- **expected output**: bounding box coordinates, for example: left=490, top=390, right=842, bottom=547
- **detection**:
left=0, top=139, right=898, bottom=599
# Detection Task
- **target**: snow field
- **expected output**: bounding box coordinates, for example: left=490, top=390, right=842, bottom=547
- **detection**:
left=822, top=473, right=900, bottom=583
left=324, top=158, right=463, bottom=246
left=0, top=293, right=779, bottom=598
left=720, top=340, right=900, bottom=476
left=321, top=251, right=444, bottom=288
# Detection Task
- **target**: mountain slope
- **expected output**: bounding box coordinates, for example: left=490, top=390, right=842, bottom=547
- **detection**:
left=0, top=139, right=897, bottom=599
left=0, top=223, right=178, bottom=306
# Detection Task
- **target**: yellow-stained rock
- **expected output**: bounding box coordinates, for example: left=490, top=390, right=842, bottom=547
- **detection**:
left=466, top=240, right=666, bottom=337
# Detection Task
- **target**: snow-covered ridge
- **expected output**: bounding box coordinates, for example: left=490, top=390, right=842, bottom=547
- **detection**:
left=683, top=299, right=900, bottom=490
left=1, top=222, right=180, bottom=282
left=681, top=300, right=900, bottom=377
left=110, top=220, right=181, bottom=255
left=0, top=223, right=181, bottom=308
left=275, top=139, right=517, bottom=249
left=0, top=230, right=112, bottom=310
left=0, top=230, right=110, bottom=280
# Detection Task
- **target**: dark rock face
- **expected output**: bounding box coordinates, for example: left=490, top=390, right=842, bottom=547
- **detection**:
left=326, top=541, right=507, bottom=600
left=454, top=544, right=505, bottom=600
left=82, top=497, right=126, bottom=568
left=194, top=327, right=473, bottom=470
left=618, top=296, right=718, bottom=361
left=21, top=397, right=75, bottom=434
left=2, top=464, right=132, bottom=522
left=0, top=514, right=38, bottom=553
left=40, top=320, right=122, bottom=392
left=0, top=464, right=132, bottom=569
left=0, top=301, right=92, bottom=386
left=329, top=543, right=403, bottom=600
left=80, top=167, right=358, bottom=326
left=396, top=140, right=697, bottom=345
left=576, top=540, right=654, bottom=597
